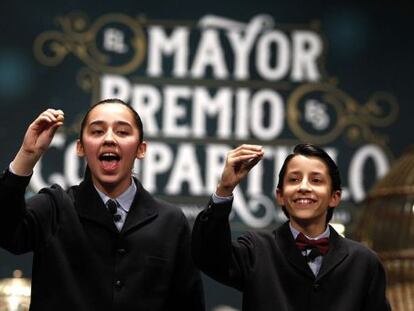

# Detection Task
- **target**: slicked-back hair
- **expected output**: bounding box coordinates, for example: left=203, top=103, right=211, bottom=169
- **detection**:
left=277, top=143, right=341, bottom=223
left=79, top=98, right=144, bottom=144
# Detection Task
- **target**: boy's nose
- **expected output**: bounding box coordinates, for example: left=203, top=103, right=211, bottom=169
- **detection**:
left=299, top=179, right=311, bottom=192
left=103, top=130, right=116, bottom=144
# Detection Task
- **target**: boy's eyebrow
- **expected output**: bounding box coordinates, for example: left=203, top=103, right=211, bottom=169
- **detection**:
left=88, top=120, right=133, bottom=127
left=310, top=171, right=324, bottom=175
left=286, top=170, right=325, bottom=176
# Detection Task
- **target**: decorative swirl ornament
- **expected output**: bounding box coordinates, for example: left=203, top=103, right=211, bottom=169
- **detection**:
left=33, top=12, right=146, bottom=74
left=287, top=82, right=398, bottom=145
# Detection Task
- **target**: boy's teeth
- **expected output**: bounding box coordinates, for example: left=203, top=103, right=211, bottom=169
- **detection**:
left=296, top=199, right=313, bottom=203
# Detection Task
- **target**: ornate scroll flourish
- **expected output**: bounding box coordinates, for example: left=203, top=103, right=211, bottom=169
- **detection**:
left=33, top=12, right=146, bottom=74
left=287, top=82, right=399, bottom=145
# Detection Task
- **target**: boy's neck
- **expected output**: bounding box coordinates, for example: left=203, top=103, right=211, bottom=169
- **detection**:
left=290, top=219, right=328, bottom=238
left=92, top=177, right=133, bottom=199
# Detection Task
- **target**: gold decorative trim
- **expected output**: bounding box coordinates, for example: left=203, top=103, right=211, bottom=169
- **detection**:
left=33, top=12, right=146, bottom=74
left=287, top=82, right=398, bottom=145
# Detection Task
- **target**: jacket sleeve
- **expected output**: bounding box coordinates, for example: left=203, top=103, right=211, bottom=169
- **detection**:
left=191, top=198, right=256, bottom=291
left=0, top=168, right=57, bottom=254
left=363, top=255, right=392, bottom=311
left=170, top=210, right=205, bottom=311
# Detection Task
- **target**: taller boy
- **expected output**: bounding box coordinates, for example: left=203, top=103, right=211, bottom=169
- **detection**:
left=192, top=144, right=390, bottom=311
left=0, top=100, right=204, bottom=311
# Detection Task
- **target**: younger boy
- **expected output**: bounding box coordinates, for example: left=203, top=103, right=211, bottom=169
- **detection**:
left=192, top=143, right=390, bottom=311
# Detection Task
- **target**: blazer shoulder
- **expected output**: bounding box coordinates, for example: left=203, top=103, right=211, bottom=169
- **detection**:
left=237, top=230, right=277, bottom=251
left=153, top=196, right=183, bottom=215
left=246, top=230, right=277, bottom=244
left=340, top=236, right=382, bottom=262
left=136, top=181, right=187, bottom=221
left=37, top=183, right=74, bottom=205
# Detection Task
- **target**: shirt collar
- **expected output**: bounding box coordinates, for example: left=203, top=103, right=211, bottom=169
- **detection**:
left=94, top=178, right=137, bottom=213
left=289, top=222, right=330, bottom=240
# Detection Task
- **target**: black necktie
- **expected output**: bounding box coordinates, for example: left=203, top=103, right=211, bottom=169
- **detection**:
left=106, top=199, right=122, bottom=222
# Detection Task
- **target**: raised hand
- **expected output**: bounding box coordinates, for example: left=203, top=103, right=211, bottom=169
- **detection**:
left=216, top=144, right=264, bottom=197
left=11, top=109, right=64, bottom=176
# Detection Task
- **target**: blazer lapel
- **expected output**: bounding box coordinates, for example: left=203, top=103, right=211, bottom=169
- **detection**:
left=276, top=222, right=315, bottom=280
left=121, top=179, right=158, bottom=234
left=73, top=179, right=119, bottom=234
left=316, top=225, right=348, bottom=281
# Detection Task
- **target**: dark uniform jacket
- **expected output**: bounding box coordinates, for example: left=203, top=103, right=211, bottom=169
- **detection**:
left=192, top=199, right=390, bottom=311
left=0, top=168, right=205, bottom=311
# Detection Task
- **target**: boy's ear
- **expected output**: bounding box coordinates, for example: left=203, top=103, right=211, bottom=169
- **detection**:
left=329, top=190, right=342, bottom=208
left=275, top=188, right=284, bottom=206
left=76, top=139, right=85, bottom=157
left=136, top=141, right=147, bottom=159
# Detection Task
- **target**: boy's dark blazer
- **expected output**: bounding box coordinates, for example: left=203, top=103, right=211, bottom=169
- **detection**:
left=192, top=198, right=391, bottom=311
left=0, top=168, right=205, bottom=311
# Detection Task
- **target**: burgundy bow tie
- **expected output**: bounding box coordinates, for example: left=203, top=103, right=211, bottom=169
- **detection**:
left=295, top=232, right=329, bottom=256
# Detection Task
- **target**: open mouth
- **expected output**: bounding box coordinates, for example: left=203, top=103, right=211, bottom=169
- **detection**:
left=99, top=153, right=121, bottom=162
left=99, top=153, right=121, bottom=171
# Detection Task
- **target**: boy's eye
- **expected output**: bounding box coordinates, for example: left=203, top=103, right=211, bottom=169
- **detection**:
left=91, top=129, right=104, bottom=135
left=311, top=177, right=324, bottom=183
left=117, top=130, right=129, bottom=135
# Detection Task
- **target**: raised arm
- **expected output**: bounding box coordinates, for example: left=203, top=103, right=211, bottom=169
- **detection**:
left=192, top=144, right=263, bottom=288
left=0, top=109, right=64, bottom=252
left=11, top=109, right=64, bottom=175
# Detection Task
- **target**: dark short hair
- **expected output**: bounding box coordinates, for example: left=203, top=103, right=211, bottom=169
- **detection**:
left=79, top=98, right=144, bottom=143
left=277, top=143, right=341, bottom=223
